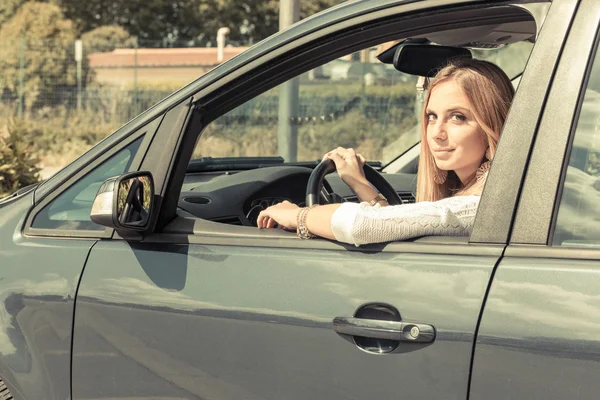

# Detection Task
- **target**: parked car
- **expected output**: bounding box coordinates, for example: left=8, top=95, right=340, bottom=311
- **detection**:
left=2, top=0, right=600, bottom=399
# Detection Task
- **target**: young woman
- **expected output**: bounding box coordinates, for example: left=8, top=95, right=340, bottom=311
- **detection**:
left=257, top=58, right=515, bottom=246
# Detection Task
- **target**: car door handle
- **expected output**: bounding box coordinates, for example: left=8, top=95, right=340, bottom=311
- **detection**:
left=333, top=317, right=436, bottom=343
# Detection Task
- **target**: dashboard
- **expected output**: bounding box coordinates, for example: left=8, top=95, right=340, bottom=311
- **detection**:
left=178, top=166, right=417, bottom=226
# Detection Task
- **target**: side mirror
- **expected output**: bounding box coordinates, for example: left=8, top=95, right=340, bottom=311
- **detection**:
left=90, top=171, right=154, bottom=232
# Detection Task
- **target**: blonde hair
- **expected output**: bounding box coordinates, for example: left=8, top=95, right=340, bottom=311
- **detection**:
left=416, top=58, right=515, bottom=202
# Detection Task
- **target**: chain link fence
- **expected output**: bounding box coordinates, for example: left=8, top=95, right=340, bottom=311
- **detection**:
left=0, top=37, right=210, bottom=124
left=0, top=37, right=534, bottom=176
left=0, top=36, right=227, bottom=174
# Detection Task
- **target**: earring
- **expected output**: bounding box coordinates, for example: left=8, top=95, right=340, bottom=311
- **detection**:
left=485, top=147, right=492, bottom=161
left=433, top=168, right=447, bottom=184
left=476, top=161, right=491, bottom=182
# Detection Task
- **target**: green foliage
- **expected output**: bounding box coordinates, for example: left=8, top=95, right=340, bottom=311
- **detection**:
left=197, top=0, right=342, bottom=45
left=81, top=25, right=134, bottom=53
left=0, top=119, right=41, bottom=198
left=53, top=0, right=343, bottom=46
left=56, top=0, right=204, bottom=44
left=14, top=106, right=117, bottom=153
left=0, top=0, right=27, bottom=25
left=0, top=2, right=77, bottom=110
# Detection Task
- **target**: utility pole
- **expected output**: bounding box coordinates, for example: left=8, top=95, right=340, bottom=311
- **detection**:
left=278, top=0, right=300, bottom=162
left=75, top=39, right=83, bottom=111
left=133, top=36, right=138, bottom=116
left=17, top=35, right=25, bottom=118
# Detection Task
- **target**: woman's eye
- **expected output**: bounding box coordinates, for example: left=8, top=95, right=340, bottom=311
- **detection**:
left=451, top=113, right=467, bottom=122
left=426, top=113, right=436, bottom=122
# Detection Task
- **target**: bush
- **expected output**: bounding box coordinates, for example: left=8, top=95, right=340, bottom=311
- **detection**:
left=0, top=2, right=78, bottom=112
left=0, top=119, right=40, bottom=198
left=0, top=105, right=120, bottom=170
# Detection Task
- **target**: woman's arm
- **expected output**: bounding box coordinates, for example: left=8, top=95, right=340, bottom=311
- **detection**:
left=257, top=201, right=341, bottom=240
left=258, top=196, right=481, bottom=246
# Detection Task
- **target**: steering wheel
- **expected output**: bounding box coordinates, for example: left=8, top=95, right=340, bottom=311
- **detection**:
left=306, top=159, right=403, bottom=206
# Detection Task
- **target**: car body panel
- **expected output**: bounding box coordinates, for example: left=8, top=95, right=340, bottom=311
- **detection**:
left=73, top=240, right=500, bottom=400
left=471, top=0, right=579, bottom=244
left=1, top=0, right=597, bottom=399
left=0, top=193, right=96, bottom=400
left=470, top=254, right=600, bottom=400
left=511, top=0, right=600, bottom=244
left=470, top=1, right=600, bottom=399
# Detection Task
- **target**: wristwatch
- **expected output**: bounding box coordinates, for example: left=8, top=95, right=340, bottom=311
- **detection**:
left=368, top=194, right=388, bottom=206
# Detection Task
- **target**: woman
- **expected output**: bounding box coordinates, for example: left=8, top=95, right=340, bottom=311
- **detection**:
left=257, top=58, right=515, bottom=245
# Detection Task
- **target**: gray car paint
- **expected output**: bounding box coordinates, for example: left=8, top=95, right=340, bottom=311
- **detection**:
left=470, top=256, right=600, bottom=400
left=4, top=0, right=597, bottom=400
left=73, top=241, right=500, bottom=400
left=0, top=193, right=97, bottom=399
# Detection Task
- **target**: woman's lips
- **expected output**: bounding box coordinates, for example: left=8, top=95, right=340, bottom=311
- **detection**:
left=434, top=149, right=455, bottom=159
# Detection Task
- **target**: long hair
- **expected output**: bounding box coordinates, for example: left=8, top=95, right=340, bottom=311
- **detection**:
left=416, top=58, right=515, bottom=202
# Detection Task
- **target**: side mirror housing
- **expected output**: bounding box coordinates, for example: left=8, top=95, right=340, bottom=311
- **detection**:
left=90, top=171, right=155, bottom=232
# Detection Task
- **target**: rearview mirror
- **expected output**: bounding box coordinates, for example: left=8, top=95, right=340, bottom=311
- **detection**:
left=90, top=171, right=154, bottom=232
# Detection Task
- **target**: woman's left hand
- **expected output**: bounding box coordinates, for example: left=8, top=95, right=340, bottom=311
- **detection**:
left=257, top=200, right=300, bottom=230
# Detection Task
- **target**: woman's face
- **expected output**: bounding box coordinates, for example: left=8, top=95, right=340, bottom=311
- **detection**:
left=425, top=78, right=487, bottom=184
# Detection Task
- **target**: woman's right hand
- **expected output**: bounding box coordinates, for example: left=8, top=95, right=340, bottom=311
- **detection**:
left=325, top=147, right=381, bottom=203
left=325, top=147, right=368, bottom=189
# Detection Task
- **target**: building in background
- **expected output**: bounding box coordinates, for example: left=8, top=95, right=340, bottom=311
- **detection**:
left=88, top=47, right=249, bottom=86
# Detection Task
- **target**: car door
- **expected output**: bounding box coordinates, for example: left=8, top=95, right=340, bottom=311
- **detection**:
left=470, top=0, right=600, bottom=399
left=0, top=112, right=161, bottom=400
left=71, top=1, right=569, bottom=399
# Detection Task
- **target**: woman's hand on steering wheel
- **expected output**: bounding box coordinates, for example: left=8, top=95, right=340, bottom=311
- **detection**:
left=325, top=147, right=368, bottom=190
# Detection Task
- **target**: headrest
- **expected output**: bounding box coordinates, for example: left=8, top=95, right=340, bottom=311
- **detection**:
left=378, top=42, right=472, bottom=77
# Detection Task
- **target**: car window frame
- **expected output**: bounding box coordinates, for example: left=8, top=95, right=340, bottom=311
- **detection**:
left=137, top=0, right=569, bottom=249
left=509, top=0, right=600, bottom=251
left=23, top=116, right=161, bottom=239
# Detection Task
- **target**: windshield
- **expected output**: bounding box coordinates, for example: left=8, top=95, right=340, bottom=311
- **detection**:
left=191, top=41, right=533, bottom=170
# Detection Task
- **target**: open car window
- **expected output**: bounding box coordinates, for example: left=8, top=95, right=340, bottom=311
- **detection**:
left=189, top=40, right=533, bottom=172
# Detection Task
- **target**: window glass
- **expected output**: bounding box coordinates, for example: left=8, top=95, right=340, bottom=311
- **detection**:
left=553, top=48, right=600, bottom=247
left=189, top=41, right=532, bottom=171
left=32, top=137, right=143, bottom=231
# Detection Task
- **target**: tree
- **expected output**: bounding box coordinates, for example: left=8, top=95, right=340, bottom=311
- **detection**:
left=0, top=0, right=27, bottom=25
left=55, top=0, right=204, bottom=45
left=53, top=0, right=344, bottom=46
left=0, top=2, right=78, bottom=111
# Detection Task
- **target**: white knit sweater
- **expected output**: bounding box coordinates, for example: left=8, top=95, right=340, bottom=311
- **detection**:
left=331, top=195, right=480, bottom=246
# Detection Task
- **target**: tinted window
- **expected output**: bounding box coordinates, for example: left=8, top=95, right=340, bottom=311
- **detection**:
left=553, top=48, right=600, bottom=247
left=32, top=138, right=143, bottom=231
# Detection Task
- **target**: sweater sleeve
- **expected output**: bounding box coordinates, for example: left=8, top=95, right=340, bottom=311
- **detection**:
left=330, top=195, right=480, bottom=246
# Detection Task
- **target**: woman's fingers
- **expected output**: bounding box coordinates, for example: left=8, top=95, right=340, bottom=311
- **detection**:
left=357, top=154, right=366, bottom=166
left=257, top=211, right=267, bottom=228
left=327, top=151, right=346, bottom=168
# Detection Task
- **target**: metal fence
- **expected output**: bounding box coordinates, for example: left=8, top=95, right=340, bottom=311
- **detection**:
left=0, top=37, right=215, bottom=125
left=0, top=37, right=534, bottom=172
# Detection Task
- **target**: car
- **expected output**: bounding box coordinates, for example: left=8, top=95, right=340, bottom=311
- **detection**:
left=2, top=0, right=600, bottom=399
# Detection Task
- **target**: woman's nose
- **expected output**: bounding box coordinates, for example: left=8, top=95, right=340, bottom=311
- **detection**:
left=432, top=121, right=447, bottom=140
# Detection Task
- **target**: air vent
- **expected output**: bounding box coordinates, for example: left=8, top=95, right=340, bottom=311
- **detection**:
left=211, top=216, right=244, bottom=225
left=399, top=192, right=416, bottom=204
left=183, top=196, right=211, bottom=205
left=0, top=379, right=14, bottom=400
left=344, top=193, right=415, bottom=204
